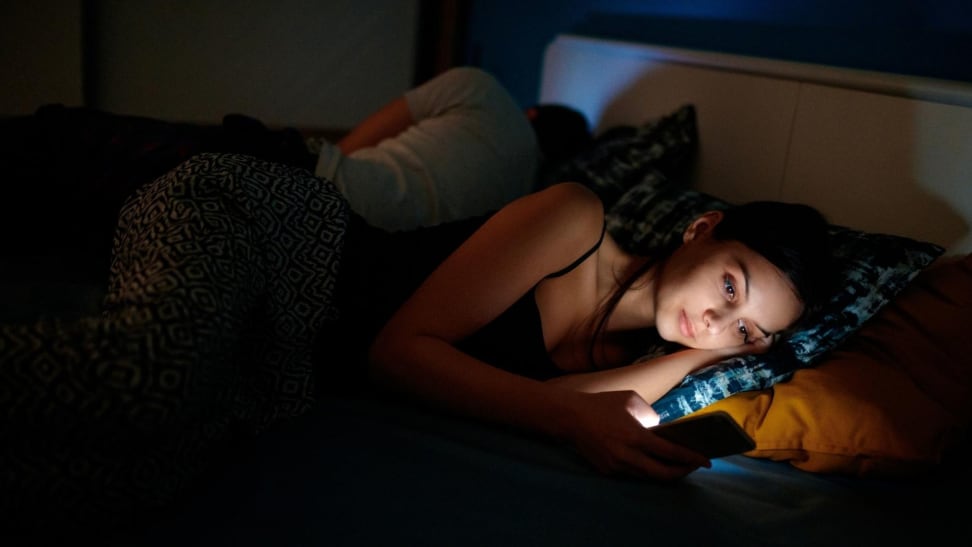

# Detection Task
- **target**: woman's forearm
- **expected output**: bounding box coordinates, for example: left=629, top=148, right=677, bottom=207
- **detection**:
left=546, top=348, right=736, bottom=405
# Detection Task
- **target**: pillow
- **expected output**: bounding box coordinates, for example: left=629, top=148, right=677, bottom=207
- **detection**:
left=538, top=104, right=698, bottom=208
left=605, top=168, right=728, bottom=253
left=700, top=255, right=972, bottom=477
left=604, top=176, right=946, bottom=421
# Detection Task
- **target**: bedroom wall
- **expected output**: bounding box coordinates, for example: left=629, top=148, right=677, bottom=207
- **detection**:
left=465, top=0, right=972, bottom=109
left=6, top=1, right=968, bottom=128
left=0, top=0, right=84, bottom=116
left=1, top=0, right=421, bottom=131
left=85, top=0, right=419, bottom=130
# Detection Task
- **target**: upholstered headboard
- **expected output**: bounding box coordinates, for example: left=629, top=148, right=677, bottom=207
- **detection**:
left=539, top=34, right=972, bottom=255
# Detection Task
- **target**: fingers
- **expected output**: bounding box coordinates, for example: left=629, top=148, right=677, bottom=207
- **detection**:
left=624, top=393, right=709, bottom=473
left=591, top=442, right=707, bottom=481
left=754, top=335, right=774, bottom=350
left=639, top=431, right=712, bottom=470
left=625, top=396, right=660, bottom=428
left=578, top=425, right=711, bottom=480
left=572, top=390, right=711, bottom=480
left=623, top=448, right=706, bottom=481
left=736, top=333, right=775, bottom=356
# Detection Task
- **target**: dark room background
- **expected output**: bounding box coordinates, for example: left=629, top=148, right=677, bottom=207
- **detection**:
left=3, top=0, right=970, bottom=131
left=465, top=0, right=972, bottom=109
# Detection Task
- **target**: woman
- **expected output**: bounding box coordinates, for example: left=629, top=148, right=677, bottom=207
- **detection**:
left=366, top=180, right=830, bottom=479
left=0, top=153, right=830, bottom=531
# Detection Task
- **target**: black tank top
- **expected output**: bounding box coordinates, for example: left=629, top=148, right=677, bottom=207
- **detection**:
left=322, top=212, right=606, bottom=382
left=457, top=221, right=606, bottom=379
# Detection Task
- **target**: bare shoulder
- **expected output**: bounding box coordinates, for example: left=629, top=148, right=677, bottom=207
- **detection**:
left=538, top=181, right=601, bottom=205
left=497, top=183, right=605, bottom=269
left=526, top=182, right=604, bottom=230
left=457, top=182, right=605, bottom=281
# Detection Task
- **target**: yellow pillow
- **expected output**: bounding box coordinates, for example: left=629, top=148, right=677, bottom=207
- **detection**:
left=700, top=254, right=972, bottom=477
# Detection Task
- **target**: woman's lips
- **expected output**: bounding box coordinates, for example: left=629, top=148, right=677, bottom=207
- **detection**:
left=679, top=310, right=695, bottom=339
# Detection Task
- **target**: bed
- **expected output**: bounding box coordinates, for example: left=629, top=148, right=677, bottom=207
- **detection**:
left=3, top=33, right=972, bottom=547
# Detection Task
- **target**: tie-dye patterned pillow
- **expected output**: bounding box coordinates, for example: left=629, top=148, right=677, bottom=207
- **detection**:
left=605, top=173, right=945, bottom=422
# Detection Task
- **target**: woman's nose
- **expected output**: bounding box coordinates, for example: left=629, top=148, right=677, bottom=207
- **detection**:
left=702, top=309, right=730, bottom=333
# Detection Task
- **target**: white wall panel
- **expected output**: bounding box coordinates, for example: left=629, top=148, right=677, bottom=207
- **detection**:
left=782, top=84, right=972, bottom=253
left=541, top=34, right=972, bottom=254
left=540, top=36, right=799, bottom=205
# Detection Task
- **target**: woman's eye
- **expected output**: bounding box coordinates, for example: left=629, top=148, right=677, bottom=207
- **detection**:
left=737, top=319, right=749, bottom=342
left=723, top=275, right=736, bottom=300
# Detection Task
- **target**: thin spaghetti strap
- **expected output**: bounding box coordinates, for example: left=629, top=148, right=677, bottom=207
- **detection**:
left=545, top=221, right=607, bottom=279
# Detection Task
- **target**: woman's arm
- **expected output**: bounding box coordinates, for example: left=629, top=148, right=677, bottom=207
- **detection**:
left=369, top=182, right=605, bottom=427
left=548, top=337, right=775, bottom=405
left=547, top=347, right=739, bottom=405
left=368, top=183, right=711, bottom=479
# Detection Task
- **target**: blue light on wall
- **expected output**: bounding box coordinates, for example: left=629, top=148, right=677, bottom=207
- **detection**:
left=466, top=0, right=972, bottom=107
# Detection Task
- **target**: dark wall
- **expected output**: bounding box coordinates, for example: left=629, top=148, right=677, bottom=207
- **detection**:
left=464, top=0, right=972, bottom=108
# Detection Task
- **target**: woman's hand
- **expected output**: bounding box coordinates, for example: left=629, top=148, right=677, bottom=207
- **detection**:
left=561, top=390, right=711, bottom=480
left=746, top=333, right=778, bottom=354
left=717, top=332, right=779, bottom=359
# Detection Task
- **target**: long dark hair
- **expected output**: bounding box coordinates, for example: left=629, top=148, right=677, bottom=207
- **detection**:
left=587, top=201, right=833, bottom=368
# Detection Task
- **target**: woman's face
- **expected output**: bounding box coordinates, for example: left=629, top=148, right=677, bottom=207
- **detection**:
left=653, top=213, right=803, bottom=350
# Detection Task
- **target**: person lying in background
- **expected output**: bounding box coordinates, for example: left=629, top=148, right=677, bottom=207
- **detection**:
left=316, top=66, right=590, bottom=231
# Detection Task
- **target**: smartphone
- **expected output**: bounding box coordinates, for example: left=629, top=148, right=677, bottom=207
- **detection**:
left=649, top=410, right=755, bottom=459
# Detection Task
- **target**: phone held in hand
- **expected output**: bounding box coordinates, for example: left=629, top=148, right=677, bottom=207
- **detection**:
left=649, top=410, right=755, bottom=459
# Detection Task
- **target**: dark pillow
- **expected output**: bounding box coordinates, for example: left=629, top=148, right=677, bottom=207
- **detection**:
left=604, top=176, right=946, bottom=421
left=605, top=168, right=728, bottom=253
left=538, top=104, right=697, bottom=208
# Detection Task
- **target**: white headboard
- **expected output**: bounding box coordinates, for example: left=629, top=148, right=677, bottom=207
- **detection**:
left=539, top=34, right=972, bottom=255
